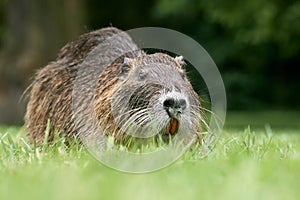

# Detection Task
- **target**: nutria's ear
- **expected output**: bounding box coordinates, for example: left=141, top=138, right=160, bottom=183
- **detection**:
left=121, top=57, right=132, bottom=75
left=175, top=55, right=186, bottom=69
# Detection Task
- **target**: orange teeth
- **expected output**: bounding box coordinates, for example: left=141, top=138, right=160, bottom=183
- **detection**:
left=166, top=118, right=179, bottom=135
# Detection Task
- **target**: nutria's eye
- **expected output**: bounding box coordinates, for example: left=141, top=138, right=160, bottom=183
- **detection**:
left=139, top=70, right=147, bottom=80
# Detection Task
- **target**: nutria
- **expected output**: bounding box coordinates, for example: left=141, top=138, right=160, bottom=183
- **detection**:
left=24, top=27, right=202, bottom=145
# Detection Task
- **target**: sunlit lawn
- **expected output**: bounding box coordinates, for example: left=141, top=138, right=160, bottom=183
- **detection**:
left=0, top=111, right=299, bottom=200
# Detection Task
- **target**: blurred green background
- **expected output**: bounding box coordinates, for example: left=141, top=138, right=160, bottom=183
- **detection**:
left=0, top=0, right=299, bottom=125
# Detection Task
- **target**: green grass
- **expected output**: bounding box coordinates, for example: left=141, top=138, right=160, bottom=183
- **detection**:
left=0, top=113, right=300, bottom=200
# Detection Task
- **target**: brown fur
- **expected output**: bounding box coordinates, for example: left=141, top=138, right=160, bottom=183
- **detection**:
left=25, top=27, right=124, bottom=144
left=24, top=27, right=201, bottom=145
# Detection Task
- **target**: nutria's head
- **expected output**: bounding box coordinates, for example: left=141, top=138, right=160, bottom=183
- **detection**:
left=111, top=53, right=201, bottom=140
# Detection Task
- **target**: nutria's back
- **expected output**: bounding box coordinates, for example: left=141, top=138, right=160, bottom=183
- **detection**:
left=24, top=27, right=201, bottom=145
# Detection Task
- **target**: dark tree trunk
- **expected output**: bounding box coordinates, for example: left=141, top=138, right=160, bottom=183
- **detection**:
left=0, top=0, right=85, bottom=124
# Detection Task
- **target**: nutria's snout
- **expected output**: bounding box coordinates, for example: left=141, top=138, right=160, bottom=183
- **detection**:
left=161, top=92, right=189, bottom=135
left=163, top=98, right=186, bottom=135
left=163, top=97, right=187, bottom=118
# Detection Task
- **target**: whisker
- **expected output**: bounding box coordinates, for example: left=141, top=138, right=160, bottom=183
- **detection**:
left=120, top=109, right=150, bottom=130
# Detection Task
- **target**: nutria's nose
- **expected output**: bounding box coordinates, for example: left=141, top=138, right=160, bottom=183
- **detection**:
left=163, top=98, right=187, bottom=117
